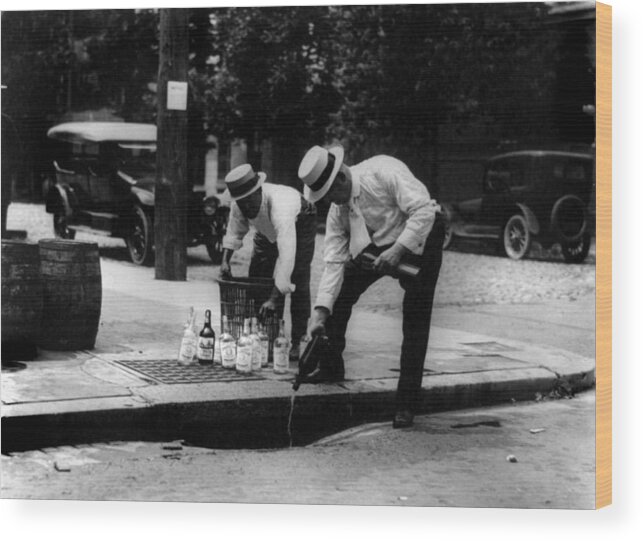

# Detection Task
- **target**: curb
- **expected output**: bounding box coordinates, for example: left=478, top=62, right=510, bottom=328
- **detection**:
left=1, top=364, right=595, bottom=453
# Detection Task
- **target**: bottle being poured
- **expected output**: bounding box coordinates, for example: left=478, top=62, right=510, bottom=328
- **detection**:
left=292, top=334, right=322, bottom=391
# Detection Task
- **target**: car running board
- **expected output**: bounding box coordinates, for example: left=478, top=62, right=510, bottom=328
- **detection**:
left=68, top=225, right=113, bottom=237
left=458, top=225, right=501, bottom=239
left=70, top=211, right=120, bottom=235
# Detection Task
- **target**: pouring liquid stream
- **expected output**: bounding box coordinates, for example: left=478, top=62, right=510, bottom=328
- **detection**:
left=287, top=391, right=296, bottom=448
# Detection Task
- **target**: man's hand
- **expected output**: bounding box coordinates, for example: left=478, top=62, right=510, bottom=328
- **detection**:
left=373, top=243, right=406, bottom=275
left=218, top=249, right=234, bottom=280
left=259, top=297, right=278, bottom=319
left=308, top=307, right=330, bottom=337
left=218, top=260, right=232, bottom=280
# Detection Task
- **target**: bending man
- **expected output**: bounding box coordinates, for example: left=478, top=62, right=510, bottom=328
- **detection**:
left=220, top=164, right=317, bottom=361
left=298, top=146, right=444, bottom=428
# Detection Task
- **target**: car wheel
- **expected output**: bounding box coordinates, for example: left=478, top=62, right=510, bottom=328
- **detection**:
left=53, top=210, right=76, bottom=240
left=125, top=206, right=154, bottom=266
left=442, top=219, right=454, bottom=250
left=503, top=214, right=531, bottom=260
left=205, top=206, right=229, bottom=264
left=561, top=231, right=591, bottom=264
left=205, top=236, right=223, bottom=264
left=551, top=195, right=587, bottom=243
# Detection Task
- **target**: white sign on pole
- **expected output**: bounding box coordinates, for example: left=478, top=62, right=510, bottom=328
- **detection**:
left=167, top=81, right=188, bottom=111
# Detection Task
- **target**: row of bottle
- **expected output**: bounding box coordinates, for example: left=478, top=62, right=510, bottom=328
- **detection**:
left=177, top=308, right=291, bottom=374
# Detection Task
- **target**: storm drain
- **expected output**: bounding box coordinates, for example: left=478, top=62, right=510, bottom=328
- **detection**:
left=113, top=359, right=265, bottom=384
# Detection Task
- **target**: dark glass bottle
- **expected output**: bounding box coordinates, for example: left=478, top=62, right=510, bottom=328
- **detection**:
left=197, top=309, right=215, bottom=365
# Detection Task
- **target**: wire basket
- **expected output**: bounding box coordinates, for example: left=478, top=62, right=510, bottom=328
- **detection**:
left=217, top=276, right=284, bottom=361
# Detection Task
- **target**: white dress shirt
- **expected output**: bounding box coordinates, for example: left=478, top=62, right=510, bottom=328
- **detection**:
left=315, top=155, right=441, bottom=312
left=222, top=183, right=302, bottom=294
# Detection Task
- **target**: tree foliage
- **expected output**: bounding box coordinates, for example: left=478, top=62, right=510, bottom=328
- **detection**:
left=194, top=3, right=560, bottom=181
left=2, top=10, right=159, bottom=122
left=193, top=6, right=342, bottom=148
left=323, top=3, right=559, bottom=156
left=2, top=5, right=568, bottom=197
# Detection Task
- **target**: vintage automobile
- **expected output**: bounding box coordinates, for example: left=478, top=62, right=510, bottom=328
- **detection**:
left=45, top=122, right=229, bottom=265
left=441, top=150, right=594, bottom=263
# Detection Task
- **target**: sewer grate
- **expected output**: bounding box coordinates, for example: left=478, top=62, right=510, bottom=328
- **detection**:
left=114, top=359, right=265, bottom=385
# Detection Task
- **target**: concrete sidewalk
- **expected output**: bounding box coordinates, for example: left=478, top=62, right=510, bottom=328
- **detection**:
left=1, top=258, right=595, bottom=452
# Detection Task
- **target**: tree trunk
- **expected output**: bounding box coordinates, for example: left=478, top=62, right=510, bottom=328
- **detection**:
left=155, top=9, right=189, bottom=281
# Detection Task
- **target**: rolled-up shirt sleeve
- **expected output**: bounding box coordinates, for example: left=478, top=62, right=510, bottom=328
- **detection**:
left=314, top=205, right=351, bottom=313
left=381, top=165, right=437, bottom=252
left=222, top=203, right=249, bottom=251
left=272, top=206, right=299, bottom=295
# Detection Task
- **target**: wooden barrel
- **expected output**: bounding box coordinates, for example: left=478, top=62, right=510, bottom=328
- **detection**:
left=1, top=240, right=43, bottom=360
left=38, top=239, right=102, bottom=351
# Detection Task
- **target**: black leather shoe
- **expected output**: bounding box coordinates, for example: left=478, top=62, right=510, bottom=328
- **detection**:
left=298, top=365, right=344, bottom=384
left=392, top=410, right=414, bottom=429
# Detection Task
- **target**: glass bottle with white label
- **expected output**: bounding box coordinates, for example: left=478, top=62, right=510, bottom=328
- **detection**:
left=178, top=307, right=197, bottom=366
left=220, top=315, right=236, bottom=369
left=235, top=318, right=253, bottom=374
left=249, top=317, right=262, bottom=372
left=197, top=309, right=215, bottom=365
left=258, top=320, right=270, bottom=368
left=273, top=319, right=290, bottom=374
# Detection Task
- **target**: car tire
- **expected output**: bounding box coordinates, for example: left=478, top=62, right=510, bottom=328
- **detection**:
left=551, top=195, right=587, bottom=243
left=561, top=231, right=591, bottom=264
left=205, top=205, right=229, bottom=265
left=205, top=235, right=224, bottom=265
left=125, top=205, right=154, bottom=266
left=502, top=214, right=531, bottom=260
left=53, top=210, right=76, bottom=240
left=442, top=219, right=454, bottom=250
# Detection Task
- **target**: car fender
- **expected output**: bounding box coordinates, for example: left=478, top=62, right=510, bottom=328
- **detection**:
left=515, top=203, right=540, bottom=235
left=440, top=202, right=456, bottom=220
left=45, top=184, right=74, bottom=217
left=131, top=185, right=155, bottom=207
left=439, top=202, right=462, bottom=227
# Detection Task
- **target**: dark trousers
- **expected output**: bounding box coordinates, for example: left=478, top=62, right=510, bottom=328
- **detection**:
left=326, top=215, right=445, bottom=412
left=249, top=199, right=317, bottom=345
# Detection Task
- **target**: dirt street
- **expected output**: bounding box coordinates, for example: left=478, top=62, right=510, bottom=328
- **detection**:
left=5, top=202, right=596, bottom=312
left=1, top=391, right=595, bottom=508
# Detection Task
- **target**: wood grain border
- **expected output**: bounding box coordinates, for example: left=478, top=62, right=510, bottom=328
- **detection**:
left=595, top=1, right=612, bottom=510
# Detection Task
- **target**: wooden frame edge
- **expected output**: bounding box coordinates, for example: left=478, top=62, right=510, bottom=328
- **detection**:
left=595, top=1, right=612, bottom=510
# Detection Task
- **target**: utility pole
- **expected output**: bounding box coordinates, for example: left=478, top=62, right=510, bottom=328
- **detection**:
left=155, top=8, right=189, bottom=281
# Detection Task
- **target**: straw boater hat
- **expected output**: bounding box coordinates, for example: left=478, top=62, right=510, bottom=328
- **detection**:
left=298, top=145, right=345, bottom=203
left=224, top=164, right=266, bottom=201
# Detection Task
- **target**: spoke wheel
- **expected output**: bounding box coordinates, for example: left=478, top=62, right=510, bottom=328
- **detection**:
left=206, top=206, right=229, bottom=264
left=206, top=235, right=224, bottom=264
left=125, top=206, right=154, bottom=266
left=53, top=211, right=76, bottom=240
left=503, top=214, right=531, bottom=260
left=442, top=219, right=454, bottom=250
